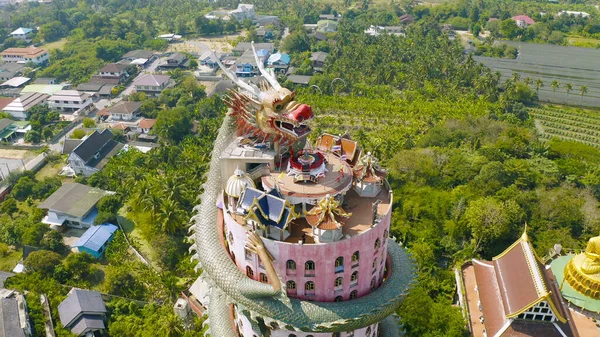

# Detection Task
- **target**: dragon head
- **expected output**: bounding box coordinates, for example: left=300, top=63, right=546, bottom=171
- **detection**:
left=216, top=43, right=314, bottom=146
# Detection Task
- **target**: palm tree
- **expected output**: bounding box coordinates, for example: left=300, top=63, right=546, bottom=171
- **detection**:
left=550, top=80, right=560, bottom=98
left=564, top=83, right=573, bottom=103
left=511, top=72, right=521, bottom=83
left=524, top=77, right=533, bottom=87
left=157, top=197, right=185, bottom=235
left=580, top=85, right=589, bottom=104
left=535, top=79, right=544, bottom=95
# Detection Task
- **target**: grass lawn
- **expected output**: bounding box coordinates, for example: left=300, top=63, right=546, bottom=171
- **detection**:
left=0, top=249, right=21, bottom=272
left=567, top=36, right=600, bottom=48
left=35, top=159, right=65, bottom=180
left=117, top=207, right=162, bottom=271
left=40, top=38, right=68, bottom=51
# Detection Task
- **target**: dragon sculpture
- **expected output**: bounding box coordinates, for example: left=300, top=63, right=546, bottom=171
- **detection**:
left=189, top=42, right=414, bottom=337
left=219, top=44, right=313, bottom=145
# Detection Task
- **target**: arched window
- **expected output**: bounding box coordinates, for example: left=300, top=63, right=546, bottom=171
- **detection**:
left=245, top=248, right=252, bottom=260
left=350, top=290, right=357, bottom=299
left=335, top=256, right=344, bottom=273
left=260, top=273, right=268, bottom=283
left=305, top=281, right=315, bottom=294
left=374, top=238, right=381, bottom=250
left=373, top=257, right=377, bottom=270
left=352, top=251, right=360, bottom=263
left=334, top=296, right=343, bottom=302
left=334, top=277, right=343, bottom=288
left=371, top=277, right=376, bottom=289
left=366, top=326, right=372, bottom=336
left=287, top=280, right=296, bottom=290
left=384, top=229, right=388, bottom=238
left=246, top=266, right=254, bottom=278
left=286, top=260, right=296, bottom=270
left=305, top=260, right=315, bottom=276
left=351, top=271, right=358, bottom=283
left=228, top=232, right=233, bottom=244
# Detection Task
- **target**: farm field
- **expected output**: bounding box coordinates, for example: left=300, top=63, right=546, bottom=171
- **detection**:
left=475, top=42, right=600, bottom=108
left=529, top=105, right=600, bottom=147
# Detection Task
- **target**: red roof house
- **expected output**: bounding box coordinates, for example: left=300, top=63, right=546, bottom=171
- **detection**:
left=512, top=15, right=536, bottom=27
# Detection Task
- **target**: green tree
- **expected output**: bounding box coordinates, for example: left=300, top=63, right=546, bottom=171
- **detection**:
left=579, top=85, right=588, bottom=104
left=24, top=250, right=61, bottom=276
left=154, top=107, right=192, bottom=144
left=24, top=130, right=41, bottom=144
left=40, top=230, right=66, bottom=253
left=564, top=83, right=573, bottom=103
left=550, top=80, right=560, bottom=97
left=534, top=79, right=544, bottom=95
left=83, top=117, right=96, bottom=128
left=21, top=222, right=51, bottom=246
left=499, top=19, right=520, bottom=38
left=71, top=128, right=87, bottom=139
left=0, top=198, right=18, bottom=216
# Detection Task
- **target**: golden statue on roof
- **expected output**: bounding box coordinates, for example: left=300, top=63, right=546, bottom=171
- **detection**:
left=563, top=235, right=600, bottom=299
left=305, top=194, right=352, bottom=229
left=581, top=235, right=600, bottom=274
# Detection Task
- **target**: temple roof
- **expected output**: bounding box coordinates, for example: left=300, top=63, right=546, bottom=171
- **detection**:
left=304, top=195, right=351, bottom=230
left=316, top=133, right=360, bottom=165
left=471, top=231, right=579, bottom=337
left=238, top=187, right=295, bottom=229
left=353, top=152, right=386, bottom=183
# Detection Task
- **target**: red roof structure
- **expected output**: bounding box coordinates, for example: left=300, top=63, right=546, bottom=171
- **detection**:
left=512, top=15, right=536, bottom=25
left=470, top=231, right=579, bottom=337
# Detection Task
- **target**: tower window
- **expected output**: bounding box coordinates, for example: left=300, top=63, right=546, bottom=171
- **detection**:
left=350, top=290, right=357, bottom=299
left=335, top=256, right=344, bottom=273
left=287, top=280, right=296, bottom=290
left=246, top=266, right=254, bottom=278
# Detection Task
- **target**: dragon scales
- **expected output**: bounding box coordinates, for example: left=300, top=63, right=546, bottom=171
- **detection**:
left=189, top=43, right=415, bottom=336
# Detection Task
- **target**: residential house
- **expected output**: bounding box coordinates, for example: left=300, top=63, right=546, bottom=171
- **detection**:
left=75, top=82, right=115, bottom=99
left=311, top=31, right=328, bottom=41
left=39, top=182, right=114, bottom=228
left=72, top=223, right=118, bottom=258
left=256, top=26, right=274, bottom=41
left=32, top=77, right=56, bottom=84
left=10, top=27, right=33, bottom=40
left=230, top=3, right=255, bottom=21
left=62, top=129, right=124, bottom=177
left=93, top=63, right=129, bottom=83
left=286, top=75, right=312, bottom=85
left=512, top=15, right=536, bottom=28
left=106, top=101, right=142, bottom=121
left=0, top=97, right=14, bottom=112
left=310, top=51, right=329, bottom=72
left=2, top=92, right=49, bottom=120
left=133, top=74, right=172, bottom=97
left=121, top=50, right=157, bottom=66
left=0, top=62, right=25, bottom=81
left=157, top=33, right=182, bottom=42
left=317, top=20, right=338, bottom=33
left=48, top=90, right=93, bottom=113
left=460, top=231, right=580, bottom=337
left=199, top=51, right=220, bottom=68
left=58, top=289, right=107, bottom=337
left=0, top=290, right=32, bottom=337
left=137, top=118, right=156, bottom=134
left=267, top=52, right=290, bottom=74
left=21, top=84, right=65, bottom=96
left=383, top=26, right=405, bottom=36
left=1, top=77, right=30, bottom=88
left=0, top=118, right=30, bottom=142
left=364, top=25, right=384, bottom=36
left=0, top=47, right=49, bottom=65
left=232, top=42, right=274, bottom=56
left=399, top=14, right=415, bottom=25
left=254, top=15, right=280, bottom=28
left=158, top=52, right=189, bottom=69
left=319, top=14, right=339, bottom=21
left=235, top=50, right=261, bottom=78
left=558, top=10, right=590, bottom=18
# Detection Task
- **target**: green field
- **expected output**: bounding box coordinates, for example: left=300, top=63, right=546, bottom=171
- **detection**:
left=39, top=38, right=68, bottom=51
left=530, top=105, right=600, bottom=147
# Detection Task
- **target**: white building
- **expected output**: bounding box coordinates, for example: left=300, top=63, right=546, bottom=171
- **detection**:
left=558, top=10, right=590, bottom=18
left=0, top=47, right=49, bottom=65
left=48, top=90, right=93, bottom=112
left=230, top=3, right=255, bottom=21
left=2, top=92, right=49, bottom=120
left=10, top=27, right=33, bottom=40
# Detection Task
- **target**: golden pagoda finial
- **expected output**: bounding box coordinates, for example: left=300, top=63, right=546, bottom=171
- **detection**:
left=305, top=194, right=352, bottom=229
left=521, top=223, right=529, bottom=241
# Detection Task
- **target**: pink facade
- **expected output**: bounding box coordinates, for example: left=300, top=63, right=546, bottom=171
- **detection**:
left=224, top=199, right=392, bottom=302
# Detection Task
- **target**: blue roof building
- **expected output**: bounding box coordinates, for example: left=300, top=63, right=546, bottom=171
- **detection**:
left=267, top=53, right=290, bottom=66
left=72, top=223, right=118, bottom=258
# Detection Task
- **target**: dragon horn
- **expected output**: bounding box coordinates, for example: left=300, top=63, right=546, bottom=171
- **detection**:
left=213, top=50, right=263, bottom=99
left=251, top=41, right=282, bottom=91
